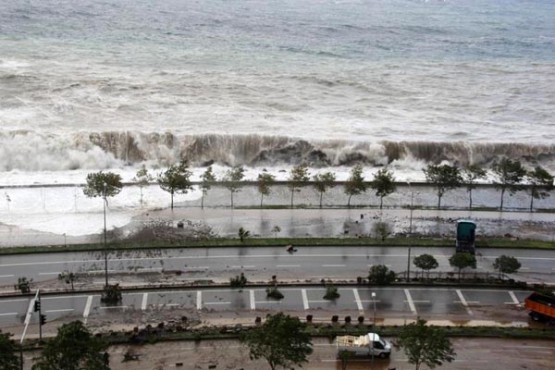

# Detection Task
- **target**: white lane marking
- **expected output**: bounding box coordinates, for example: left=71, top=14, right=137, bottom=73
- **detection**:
left=322, top=264, right=346, bottom=267
left=45, top=308, right=74, bottom=313
left=250, top=290, right=255, bottom=310
left=0, top=312, right=17, bottom=316
left=141, top=293, right=148, bottom=310
left=0, top=299, right=28, bottom=303
left=456, top=289, right=473, bottom=315
left=0, top=274, right=14, bottom=278
left=404, top=289, right=417, bottom=315
left=276, top=265, right=301, bottom=268
left=508, top=291, right=521, bottom=307
left=353, top=288, right=363, bottom=312
left=83, top=295, right=93, bottom=321
left=196, top=291, right=202, bottom=310
left=43, top=295, right=90, bottom=300
left=231, top=265, right=256, bottom=269
left=301, top=289, right=309, bottom=310
left=38, top=272, right=61, bottom=276
left=99, top=306, right=128, bottom=309
left=204, top=302, right=231, bottom=305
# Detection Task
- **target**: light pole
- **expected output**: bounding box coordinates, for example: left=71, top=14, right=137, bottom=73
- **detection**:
left=102, top=183, right=108, bottom=287
left=371, top=291, right=376, bottom=370
left=407, top=182, right=414, bottom=236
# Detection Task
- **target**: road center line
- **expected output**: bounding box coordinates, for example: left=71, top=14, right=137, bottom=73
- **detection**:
left=204, top=301, right=231, bottom=305
left=141, top=293, right=148, bottom=310
left=322, top=264, right=345, bottom=267
left=508, top=291, right=521, bottom=306
left=196, top=291, right=202, bottom=310
left=38, top=272, right=61, bottom=276
left=250, top=290, right=255, bottom=310
left=0, top=274, right=14, bottom=278
left=404, top=289, right=417, bottom=315
left=0, top=312, right=17, bottom=316
left=276, top=264, right=301, bottom=268
left=301, top=289, right=309, bottom=310
left=353, top=288, right=363, bottom=312
left=456, top=289, right=473, bottom=315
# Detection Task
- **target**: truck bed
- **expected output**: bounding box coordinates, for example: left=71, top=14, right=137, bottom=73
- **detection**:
left=525, top=292, right=555, bottom=320
left=336, top=335, right=370, bottom=348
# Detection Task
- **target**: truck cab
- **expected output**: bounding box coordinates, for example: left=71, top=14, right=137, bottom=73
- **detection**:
left=456, top=220, right=476, bottom=254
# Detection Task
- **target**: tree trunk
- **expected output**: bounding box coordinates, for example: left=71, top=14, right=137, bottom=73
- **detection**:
left=500, top=188, right=505, bottom=210
left=290, top=189, right=294, bottom=208
left=347, top=194, right=352, bottom=208
left=260, top=194, right=264, bottom=208
left=170, top=191, right=174, bottom=210
left=319, top=192, right=323, bottom=208
left=379, top=196, right=383, bottom=210
left=201, top=194, right=204, bottom=209
left=231, top=191, right=234, bottom=208
left=437, top=194, right=442, bottom=210
left=530, top=192, right=534, bottom=212
left=469, top=189, right=473, bottom=210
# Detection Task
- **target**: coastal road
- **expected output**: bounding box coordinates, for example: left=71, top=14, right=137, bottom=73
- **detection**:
left=1, top=246, right=554, bottom=287
left=0, top=286, right=532, bottom=329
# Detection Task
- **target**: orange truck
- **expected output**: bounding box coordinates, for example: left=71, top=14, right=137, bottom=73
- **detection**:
left=525, top=292, right=555, bottom=323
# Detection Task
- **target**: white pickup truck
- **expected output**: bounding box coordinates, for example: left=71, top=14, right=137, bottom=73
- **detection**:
left=336, top=333, right=392, bottom=358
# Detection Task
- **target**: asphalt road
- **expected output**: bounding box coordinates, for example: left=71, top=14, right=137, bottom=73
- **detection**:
left=0, top=286, right=532, bottom=328
left=1, top=246, right=554, bottom=286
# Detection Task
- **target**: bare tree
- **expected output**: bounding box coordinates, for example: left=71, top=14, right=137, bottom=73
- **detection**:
left=344, top=164, right=367, bottom=208
left=492, top=158, right=526, bottom=210
left=222, top=166, right=245, bottom=208
left=313, top=171, right=336, bottom=208
left=462, top=164, right=486, bottom=210
left=200, top=166, right=216, bottom=209
left=288, top=164, right=310, bottom=208
left=257, top=172, right=276, bottom=208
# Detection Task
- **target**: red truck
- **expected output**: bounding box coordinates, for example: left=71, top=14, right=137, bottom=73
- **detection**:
left=525, top=292, right=555, bottom=323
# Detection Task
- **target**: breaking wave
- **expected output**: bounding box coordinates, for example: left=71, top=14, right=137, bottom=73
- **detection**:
left=0, top=130, right=553, bottom=172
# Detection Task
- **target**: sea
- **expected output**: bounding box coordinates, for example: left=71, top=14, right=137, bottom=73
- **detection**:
left=0, top=0, right=554, bottom=239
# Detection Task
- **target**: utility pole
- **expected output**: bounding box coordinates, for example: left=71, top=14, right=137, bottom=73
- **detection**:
left=406, top=247, right=412, bottom=282
left=103, top=183, right=108, bottom=287
left=371, top=292, right=376, bottom=370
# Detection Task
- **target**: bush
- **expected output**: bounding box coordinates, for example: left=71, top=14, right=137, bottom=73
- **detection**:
left=323, top=285, right=340, bottom=300
left=368, top=265, right=396, bottom=285
left=101, top=284, right=122, bottom=305
left=266, top=286, right=284, bottom=300
left=230, top=273, right=248, bottom=288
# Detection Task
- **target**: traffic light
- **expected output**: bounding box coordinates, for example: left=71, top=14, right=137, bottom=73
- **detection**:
left=34, top=300, right=41, bottom=312
left=40, top=314, right=47, bottom=325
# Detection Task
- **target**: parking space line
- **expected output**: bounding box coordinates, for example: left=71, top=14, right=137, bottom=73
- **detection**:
left=197, top=291, right=202, bottom=310
left=83, top=295, right=93, bottom=323
left=99, top=306, right=128, bottom=309
left=508, top=291, right=521, bottom=307
left=24, top=298, right=35, bottom=325
left=353, top=289, right=363, bottom=312
left=204, top=302, right=231, bottom=305
left=46, top=309, right=74, bottom=313
left=38, top=272, right=61, bottom=276
left=456, top=289, right=473, bottom=315
left=250, top=290, right=256, bottom=310
left=404, top=289, right=417, bottom=315
left=141, top=293, right=148, bottom=310
left=301, top=289, right=309, bottom=310
left=0, top=312, right=17, bottom=316
left=323, top=264, right=345, bottom=267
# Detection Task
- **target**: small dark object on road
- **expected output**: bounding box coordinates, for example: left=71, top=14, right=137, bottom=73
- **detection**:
left=286, top=245, right=297, bottom=253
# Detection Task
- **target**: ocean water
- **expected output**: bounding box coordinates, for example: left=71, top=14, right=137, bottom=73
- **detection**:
left=0, top=0, right=554, bottom=181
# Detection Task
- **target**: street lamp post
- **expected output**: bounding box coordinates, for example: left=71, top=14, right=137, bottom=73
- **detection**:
left=103, top=183, right=108, bottom=287
left=371, top=292, right=376, bottom=370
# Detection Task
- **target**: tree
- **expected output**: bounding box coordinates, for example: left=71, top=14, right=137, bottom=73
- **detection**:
left=344, top=164, right=367, bottom=208
left=83, top=171, right=123, bottom=200
left=371, top=168, right=396, bottom=209
left=157, top=160, right=192, bottom=210
left=372, top=221, right=392, bottom=241
left=271, top=225, right=281, bottom=238
left=238, top=227, right=250, bottom=242
left=241, top=313, right=313, bottom=370
left=257, top=172, right=276, bottom=208
left=492, top=158, right=526, bottom=211
left=462, top=164, right=486, bottom=210
left=413, top=254, right=439, bottom=279
left=526, top=166, right=553, bottom=212
left=368, top=265, right=396, bottom=285
left=58, top=271, right=77, bottom=291
left=493, top=255, right=521, bottom=277
left=222, top=166, right=245, bottom=208
left=200, top=166, right=216, bottom=209
left=398, top=318, right=455, bottom=370
left=312, top=171, right=336, bottom=208
left=32, top=321, right=110, bottom=370
left=132, top=165, right=153, bottom=207
left=323, top=284, right=340, bottom=300
left=449, top=253, right=477, bottom=281
left=0, top=330, right=20, bottom=370
left=423, top=164, right=461, bottom=209
left=15, top=277, right=32, bottom=293
left=230, top=272, right=248, bottom=289
left=288, top=164, right=310, bottom=208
